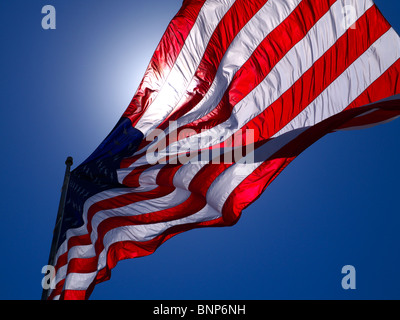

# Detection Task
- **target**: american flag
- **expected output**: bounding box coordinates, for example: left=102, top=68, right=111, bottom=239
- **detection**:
left=48, top=0, right=400, bottom=299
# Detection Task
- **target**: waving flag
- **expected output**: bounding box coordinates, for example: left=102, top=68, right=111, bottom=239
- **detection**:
left=47, top=0, right=400, bottom=300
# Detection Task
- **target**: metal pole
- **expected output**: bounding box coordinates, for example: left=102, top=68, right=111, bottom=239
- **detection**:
left=41, top=156, right=73, bottom=300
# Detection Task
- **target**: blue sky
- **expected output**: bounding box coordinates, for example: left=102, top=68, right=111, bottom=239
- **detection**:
left=0, top=0, right=399, bottom=300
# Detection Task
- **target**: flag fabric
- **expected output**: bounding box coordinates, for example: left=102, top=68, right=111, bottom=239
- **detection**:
left=48, top=0, right=400, bottom=300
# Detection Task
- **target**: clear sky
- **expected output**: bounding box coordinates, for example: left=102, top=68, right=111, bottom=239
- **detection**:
left=0, top=0, right=399, bottom=300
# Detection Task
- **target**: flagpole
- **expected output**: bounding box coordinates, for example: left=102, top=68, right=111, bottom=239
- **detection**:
left=41, top=156, right=73, bottom=300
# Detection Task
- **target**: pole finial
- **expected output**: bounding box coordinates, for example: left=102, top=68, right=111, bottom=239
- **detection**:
left=65, top=156, right=73, bottom=167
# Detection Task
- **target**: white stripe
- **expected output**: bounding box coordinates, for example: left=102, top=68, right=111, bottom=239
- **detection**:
left=138, top=164, right=164, bottom=186
left=173, top=162, right=207, bottom=191
left=135, top=0, right=236, bottom=136
left=68, top=244, right=94, bottom=262
left=64, top=271, right=98, bottom=291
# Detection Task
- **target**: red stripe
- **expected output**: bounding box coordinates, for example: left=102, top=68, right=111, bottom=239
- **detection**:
left=61, top=289, right=89, bottom=301
left=122, top=0, right=207, bottom=126
left=156, top=163, right=182, bottom=186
